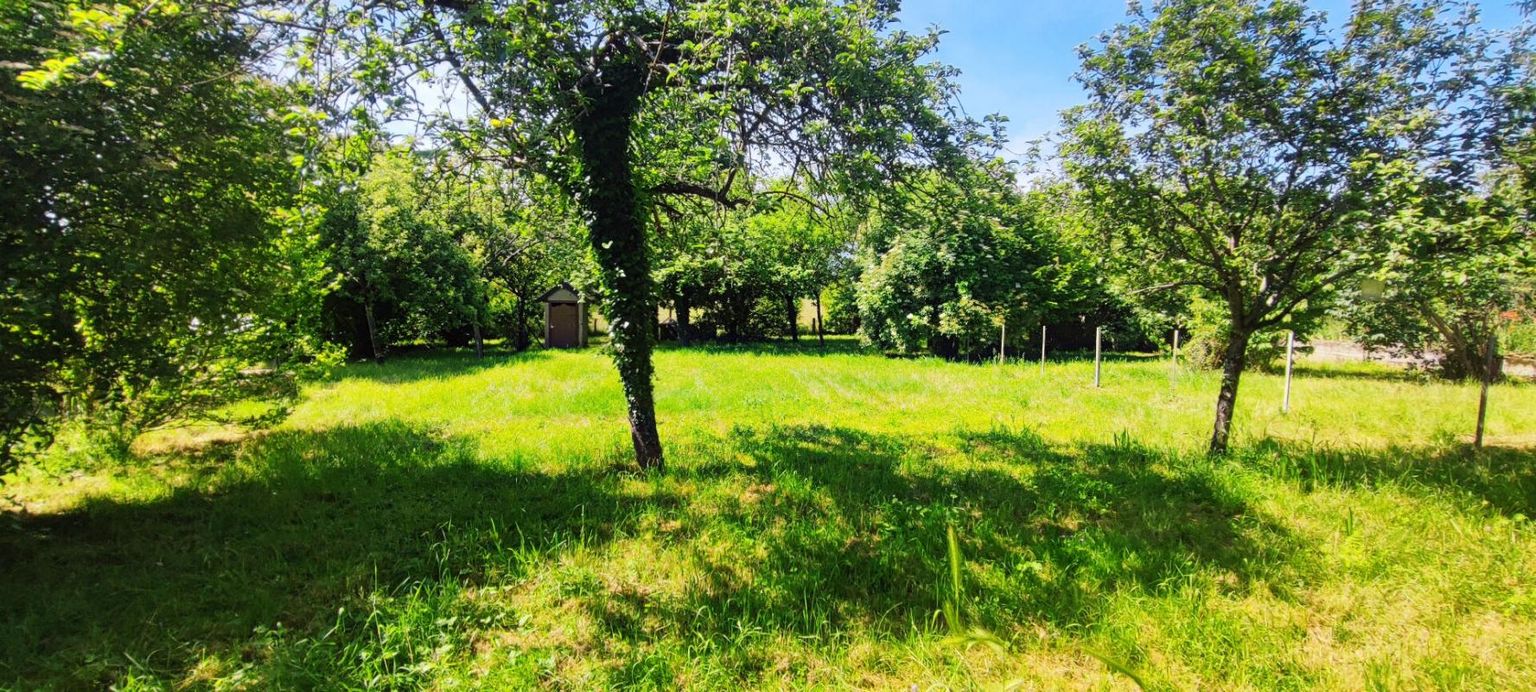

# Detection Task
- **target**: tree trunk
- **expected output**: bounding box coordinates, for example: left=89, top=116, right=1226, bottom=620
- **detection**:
left=725, top=294, right=745, bottom=342
left=1209, top=328, right=1251, bottom=455
left=572, top=64, right=664, bottom=471
left=513, top=295, right=530, bottom=352
left=927, top=302, right=956, bottom=359
left=473, top=322, right=484, bottom=358
left=814, top=292, right=825, bottom=346
left=677, top=294, right=691, bottom=347
left=787, top=294, right=798, bottom=341
left=364, top=301, right=382, bottom=363
left=1417, top=302, right=1480, bottom=380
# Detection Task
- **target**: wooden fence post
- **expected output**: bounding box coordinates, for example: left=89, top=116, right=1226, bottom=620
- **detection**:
left=1475, top=333, right=1498, bottom=449
left=999, top=316, right=1007, bottom=364
left=1094, top=326, right=1102, bottom=388
left=1282, top=330, right=1295, bottom=413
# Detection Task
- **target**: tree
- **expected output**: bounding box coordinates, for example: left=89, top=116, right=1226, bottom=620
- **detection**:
left=656, top=194, right=840, bottom=344
left=1312, top=10, right=1533, bottom=380
left=2, top=1, right=330, bottom=465
left=1341, top=164, right=1535, bottom=380
left=316, top=148, right=487, bottom=359
left=359, top=152, right=485, bottom=348
left=1061, top=0, right=1512, bottom=453
left=297, top=0, right=978, bottom=469
left=857, top=160, right=1066, bottom=360
left=459, top=172, right=587, bottom=353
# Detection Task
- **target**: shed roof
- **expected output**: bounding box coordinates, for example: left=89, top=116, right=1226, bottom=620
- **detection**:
left=537, top=282, right=582, bottom=303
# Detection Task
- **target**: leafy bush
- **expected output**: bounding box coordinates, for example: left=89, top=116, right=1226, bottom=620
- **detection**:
left=857, top=163, right=1066, bottom=360
left=1505, top=320, right=1536, bottom=357
left=1, top=3, right=334, bottom=470
left=820, top=282, right=860, bottom=334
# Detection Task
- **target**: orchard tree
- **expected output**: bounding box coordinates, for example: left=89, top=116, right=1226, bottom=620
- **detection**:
left=317, top=149, right=486, bottom=359
left=295, top=0, right=979, bottom=469
left=1340, top=14, right=1534, bottom=381
left=356, top=152, right=484, bottom=348
left=650, top=180, right=843, bottom=345
left=858, top=159, right=1067, bottom=360
left=1062, top=0, right=1515, bottom=453
left=1341, top=165, right=1534, bottom=380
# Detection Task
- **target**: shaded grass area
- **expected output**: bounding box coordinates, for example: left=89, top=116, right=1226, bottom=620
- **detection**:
left=4, top=346, right=1536, bottom=688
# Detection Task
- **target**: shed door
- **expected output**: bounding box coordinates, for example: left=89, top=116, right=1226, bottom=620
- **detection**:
left=548, top=303, right=579, bottom=347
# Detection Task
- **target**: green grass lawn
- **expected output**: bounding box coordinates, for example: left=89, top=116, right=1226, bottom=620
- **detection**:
left=4, top=338, right=1535, bottom=689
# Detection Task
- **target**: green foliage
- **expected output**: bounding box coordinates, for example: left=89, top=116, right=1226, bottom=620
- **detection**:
left=857, top=161, right=1071, bottom=360
left=1, top=1, right=332, bottom=468
left=1174, top=293, right=1325, bottom=372
left=311, top=147, right=587, bottom=359
left=355, top=152, right=482, bottom=344
left=1339, top=173, right=1535, bottom=379
left=653, top=195, right=845, bottom=342
left=1506, top=319, right=1536, bottom=357
left=820, top=281, right=860, bottom=334
left=1330, top=19, right=1536, bottom=379
left=464, top=173, right=589, bottom=351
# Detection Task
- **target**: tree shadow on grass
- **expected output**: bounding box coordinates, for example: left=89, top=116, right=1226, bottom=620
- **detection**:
left=660, top=337, right=871, bottom=358
left=13, top=417, right=1522, bottom=687
left=651, top=424, right=1308, bottom=654
left=331, top=349, right=552, bottom=385
left=1241, top=437, right=1536, bottom=518
left=1284, top=361, right=1434, bottom=384
left=0, top=421, right=643, bottom=688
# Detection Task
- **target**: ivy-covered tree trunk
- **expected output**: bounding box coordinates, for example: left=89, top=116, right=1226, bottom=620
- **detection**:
left=1209, top=327, right=1251, bottom=455
left=571, top=63, right=663, bottom=471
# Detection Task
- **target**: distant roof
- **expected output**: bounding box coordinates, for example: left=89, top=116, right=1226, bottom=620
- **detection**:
left=537, top=282, right=582, bottom=303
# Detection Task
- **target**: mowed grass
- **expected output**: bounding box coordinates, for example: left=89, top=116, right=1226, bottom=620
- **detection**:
left=3, top=337, right=1535, bottom=689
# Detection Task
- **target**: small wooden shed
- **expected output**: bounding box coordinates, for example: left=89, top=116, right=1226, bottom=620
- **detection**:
left=539, top=283, right=588, bottom=348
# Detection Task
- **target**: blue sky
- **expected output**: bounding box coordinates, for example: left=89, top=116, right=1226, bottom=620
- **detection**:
left=897, top=0, right=1530, bottom=155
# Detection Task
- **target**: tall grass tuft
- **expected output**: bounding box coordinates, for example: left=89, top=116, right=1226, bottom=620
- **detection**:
left=939, top=522, right=1006, bottom=652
